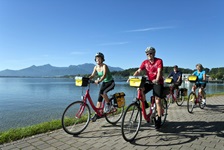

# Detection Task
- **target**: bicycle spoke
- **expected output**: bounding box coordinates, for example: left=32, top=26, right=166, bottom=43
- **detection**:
left=62, top=101, right=90, bottom=135
left=121, top=103, right=141, bottom=142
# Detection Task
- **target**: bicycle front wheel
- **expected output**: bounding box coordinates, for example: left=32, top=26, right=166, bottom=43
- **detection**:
left=105, top=106, right=124, bottom=125
left=187, top=92, right=196, bottom=113
left=176, top=92, right=184, bottom=106
left=61, top=101, right=91, bottom=135
left=121, top=102, right=142, bottom=142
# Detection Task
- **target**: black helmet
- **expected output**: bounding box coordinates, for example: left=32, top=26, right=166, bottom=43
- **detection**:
left=95, top=52, right=105, bottom=61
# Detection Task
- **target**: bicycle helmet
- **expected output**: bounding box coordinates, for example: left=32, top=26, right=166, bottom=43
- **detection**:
left=95, top=52, right=105, bottom=62
left=145, top=46, right=156, bottom=53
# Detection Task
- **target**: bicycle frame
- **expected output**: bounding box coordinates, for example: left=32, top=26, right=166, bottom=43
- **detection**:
left=79, top=86, right=106, bottom=118
left=136, top=88, right=155, bottom=122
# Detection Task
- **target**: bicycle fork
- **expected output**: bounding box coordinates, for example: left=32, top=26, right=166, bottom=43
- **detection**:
left=75, top=103, right=86, bottom=118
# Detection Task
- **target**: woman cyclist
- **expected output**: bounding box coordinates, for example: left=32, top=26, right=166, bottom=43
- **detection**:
left=191, top=63, right=207, bottom=105
left=89, top=52, right=115, bottom=121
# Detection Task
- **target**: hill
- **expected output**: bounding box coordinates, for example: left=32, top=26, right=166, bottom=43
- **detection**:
left=0, top=63, right=123, bottom=77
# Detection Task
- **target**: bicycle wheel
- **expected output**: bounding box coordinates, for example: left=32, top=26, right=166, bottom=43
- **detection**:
left=61, top=101, right=91, bottom=135
left=160, top=98, right=168, bottom=126
left=121, top=102, right=142, bottom=142
left=166, top=94, right=173, bottom=107
left=187, top=92, right=196, bottom=113
left=176, top=90, right=184, bottom=106
left=105, top=105, right=124, bottom=125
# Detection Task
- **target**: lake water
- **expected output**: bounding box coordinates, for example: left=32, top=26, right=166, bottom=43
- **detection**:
left=0, top=77, right=224, bottom=132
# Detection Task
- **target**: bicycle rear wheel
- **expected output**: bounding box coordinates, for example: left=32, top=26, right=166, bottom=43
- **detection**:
left=105, top=106, right=124, bottom=125
left=176, top=91, right=184, bottom=106
left=187, top=92, right=196, bottom=113
left=121, top=102, right=142, bottom=142
left=61, top=101, right=91, bottom=135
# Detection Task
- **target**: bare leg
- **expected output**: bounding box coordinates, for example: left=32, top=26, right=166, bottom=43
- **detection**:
left=96, top=102, right=102, bottom=108
left=155, top=97, right=162, bottom=117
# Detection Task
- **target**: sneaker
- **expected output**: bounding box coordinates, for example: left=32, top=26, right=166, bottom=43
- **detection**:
left=104, top=104, right=111, bottom=113
left=155, top=118, right=161, bottom=130
left=202, top=99, right=206, bottom=105
left=91, top=114, right=100, bottom=122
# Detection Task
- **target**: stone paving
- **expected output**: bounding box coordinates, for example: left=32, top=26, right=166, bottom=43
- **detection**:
left=1, top=96, right=224, bottom=150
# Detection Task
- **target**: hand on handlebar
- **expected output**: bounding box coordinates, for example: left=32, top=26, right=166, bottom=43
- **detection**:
left=152, top=79, right=158, bottom=84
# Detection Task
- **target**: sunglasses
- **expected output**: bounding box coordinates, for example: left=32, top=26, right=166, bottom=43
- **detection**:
left=146, top=53, right=154, bottom=55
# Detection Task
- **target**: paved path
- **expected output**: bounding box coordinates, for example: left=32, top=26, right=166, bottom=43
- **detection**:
left=1, top=96, right=224, bottom=150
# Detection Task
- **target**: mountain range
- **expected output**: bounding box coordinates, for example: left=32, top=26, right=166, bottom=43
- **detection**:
left=0, top=64, right=123, bottom=77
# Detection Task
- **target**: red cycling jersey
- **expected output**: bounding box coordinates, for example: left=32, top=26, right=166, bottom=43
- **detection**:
left=139, top=57, right=164, bottom=84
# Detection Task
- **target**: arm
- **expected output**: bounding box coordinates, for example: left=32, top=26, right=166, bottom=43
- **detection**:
left=133, top=68, right=142, bottom=76
left=203, top=71, right=206, bottom=82
left=177, top=72, right=182, bottom=82
left=89, top=66, right=97, bottom=79
left=154, top=67, right=162, bottom=83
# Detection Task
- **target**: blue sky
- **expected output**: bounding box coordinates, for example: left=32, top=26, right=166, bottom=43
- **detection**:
left=0, top=0, right=223, bottom=71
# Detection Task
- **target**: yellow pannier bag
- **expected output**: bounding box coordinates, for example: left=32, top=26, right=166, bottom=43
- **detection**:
left=129, top=76, right=146, bottom=87
left=75, top=76, right=89, bottom=87
left=165, top=78, right=173, bottom=84
left=114, top=92, right=125, bottom=108
left=188, top=75, right=198, bottom=82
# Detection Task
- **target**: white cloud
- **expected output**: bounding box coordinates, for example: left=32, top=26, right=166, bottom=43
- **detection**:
left=125, top=26, right=175, bottom=32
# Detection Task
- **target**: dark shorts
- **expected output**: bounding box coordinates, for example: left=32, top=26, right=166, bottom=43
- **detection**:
left=98, top=80, right=115, bottom=102
left=195, top=82, right=206, bottom=89
left=143, top=82, right=164, bottom=98
left=173, top=81, right=182, bottom=89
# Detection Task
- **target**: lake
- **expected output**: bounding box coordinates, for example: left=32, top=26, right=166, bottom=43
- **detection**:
left=0, top=77, right=223, bottom=132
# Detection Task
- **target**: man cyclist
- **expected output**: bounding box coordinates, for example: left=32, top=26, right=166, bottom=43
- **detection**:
left=191, top=63, right=206, bottom=105
left=133, top=46, right=164, bottom=129
left=167, top=65, right=182, bottom=98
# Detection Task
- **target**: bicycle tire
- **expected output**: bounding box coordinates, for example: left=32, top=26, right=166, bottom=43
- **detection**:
left=176, top=91, right=184, bottom=106
left=160, top=98, right=168, bottom=126
left=166, top=94, right=173, bottom=107
left=61, top=101, right=91, bottom=135
left=187, top=92, right=196, bottom=113
left=121, top=102, right=142, bottom=142
left=105, top=106, right=124, bottom=125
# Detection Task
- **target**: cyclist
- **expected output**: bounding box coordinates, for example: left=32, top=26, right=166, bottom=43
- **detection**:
left=89, top=52, right=115, bottom=121
left=167, top=65, right=182, bottom=98
left=132, top=46, right=164, bottom=129
left=191, top=63, right=207, bottom=105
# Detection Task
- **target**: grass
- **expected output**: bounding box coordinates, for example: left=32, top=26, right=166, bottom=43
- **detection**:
left=0, top=119, right=62, bottom=144
left=0, top=93, right=224, bottom=145
left=0, top=107, right=124, bottom=145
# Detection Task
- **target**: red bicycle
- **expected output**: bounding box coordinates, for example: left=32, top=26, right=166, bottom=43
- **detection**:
left=62, top=76, right=125, bottom=135
left=165, top=78, right=187, bottom=107
left=121, top=76, right=168, bottom=142
left=187, top=75, right=206, bottom=113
